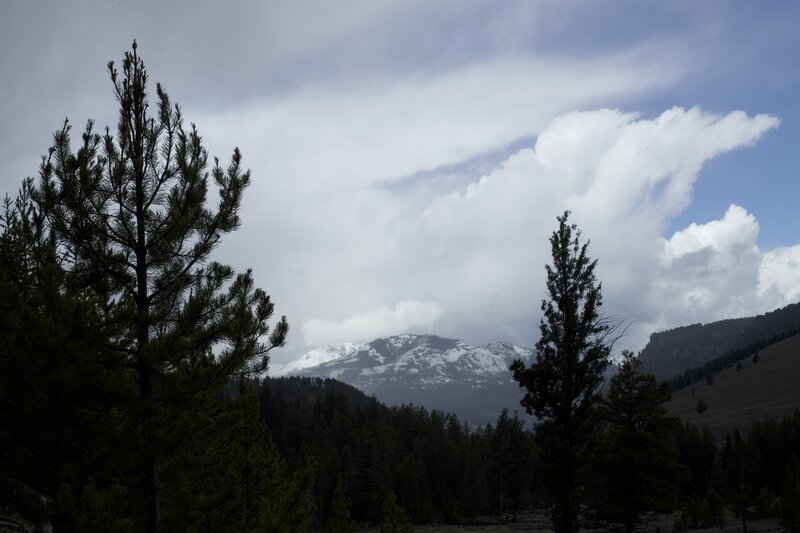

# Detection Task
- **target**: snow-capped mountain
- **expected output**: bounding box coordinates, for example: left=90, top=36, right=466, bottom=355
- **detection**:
left=273, top=334, right=535, bottom=425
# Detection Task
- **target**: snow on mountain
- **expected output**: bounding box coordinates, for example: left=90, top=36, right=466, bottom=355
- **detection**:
left=274, top=342, right=360, bottom=376
left=271, top=334, right=536, bottom=425
left=275, top=334, right=530, bottom=385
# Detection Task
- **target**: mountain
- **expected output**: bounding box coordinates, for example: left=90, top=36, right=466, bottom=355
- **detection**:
left=668, top=332, right=800, bottom=443
left=638, top=302, right=800, bottom=380
left=273, top=334, right=534, bottom=425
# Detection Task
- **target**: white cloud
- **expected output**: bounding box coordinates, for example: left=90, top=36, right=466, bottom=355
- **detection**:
left=302, top=300, right=442, bottom=345
left=195, top=52, right=681, bottom=195
left=653, top=204, right=764, bottom=327
left=192, top=50, right=689, bottom=363
left=664, top=205, right=759, bottom=259
left=224, top=101, right=784, bottom=362
left=759, top=246, right=800, bottom=306
left=387, top=107, right=781, bottom=351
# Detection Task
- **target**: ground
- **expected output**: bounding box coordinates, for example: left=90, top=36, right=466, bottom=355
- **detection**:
left=362, top=509, right=782, bottom=532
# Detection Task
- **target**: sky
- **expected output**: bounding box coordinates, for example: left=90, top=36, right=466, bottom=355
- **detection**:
left=2, top=1, right=800, bottom=367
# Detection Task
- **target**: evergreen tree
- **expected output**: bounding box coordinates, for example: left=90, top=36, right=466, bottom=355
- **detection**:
left=705, top=488, right=725, bottom=528
left=674, top=423, right=719, bottom=498
left=722, top=429, right=758, bottom=532
left=589, top=351, right=681, bottom=532
left=164, top=379, right=312, bottom=531
left=329, top=478, right=360, bottom=533
left=1, top=177, right=132, bottom=530
left=457, top=434, right=489, bottom=522
left=755, top=486, right=778, bottom=519
left=492, top=409, right=533, bottom=522
left=380, top=490, right=413, bottom=533
left=696, top=398, right=707, bottom=414
left=511, top=211, right=612, bottom=533
left=781, top=456, right=800, bottom=532
left=253, top=437, right=314, bottom=532
left=4, top=42, right=288, bottom=531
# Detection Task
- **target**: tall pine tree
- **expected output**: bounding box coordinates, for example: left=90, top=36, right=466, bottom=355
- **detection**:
left=511, top=211, right=611, bottom=533
left=11, top=42, right=288, bottom=531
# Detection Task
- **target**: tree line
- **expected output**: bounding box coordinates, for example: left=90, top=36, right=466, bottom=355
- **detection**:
left=250, top=370, right=800, bottom=532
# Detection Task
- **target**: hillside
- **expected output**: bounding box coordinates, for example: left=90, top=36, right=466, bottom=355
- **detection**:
left=639, top=302, right=800, bottom=380
left=668, top=332, right=800, bottom=443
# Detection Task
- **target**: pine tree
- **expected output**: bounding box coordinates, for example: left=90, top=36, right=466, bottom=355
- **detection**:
left=13, top=42, right=288, bottom=531
left=162, top=379, right=313, bottom=531
left=457, top=435, right=489, bottom=522
left=380, top=490, right=413, bottom=533
left=696, top=398, right=708, bottom=414
left=589, top=351, right=681, bottom=532
left=511, top=211, right=611, bottom=533
left=721, top=428, right=761, bottom=532
left=1, top=179, right=132, bottom=530
left=329, top=478, right=360, bottom=533
left=492, top=409, right=533, bottom=522
left=780, top=456, right=800, bottom=532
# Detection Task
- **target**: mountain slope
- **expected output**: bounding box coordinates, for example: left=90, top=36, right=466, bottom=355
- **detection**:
left=668, top=332, right=800, bottom=443
left=273, top=334, right=534, bottom=425
left=639, top=302, right=800, bottom=380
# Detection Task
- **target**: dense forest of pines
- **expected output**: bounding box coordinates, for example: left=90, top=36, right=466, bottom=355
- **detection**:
left=256, top=375, right=800, bottom=532
left=256, top=376, right=536, bottom=526
left=3, top=43, right=800, bottom=532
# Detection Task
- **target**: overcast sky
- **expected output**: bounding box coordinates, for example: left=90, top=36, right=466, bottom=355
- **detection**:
left=3, top=1, right=800, bottom=367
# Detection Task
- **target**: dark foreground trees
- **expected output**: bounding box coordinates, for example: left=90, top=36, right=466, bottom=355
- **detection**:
left=511, top=211, right=612, bottom=533
left=588, top=351, right=683, bottom=532
left=0, top=42, right=290, bottom=531
left=492, top=409, right=536, bottom=521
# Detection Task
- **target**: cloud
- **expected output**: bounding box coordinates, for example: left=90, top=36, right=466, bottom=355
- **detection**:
left=224, top=102, right=783, bottom=361
left=192, top=51, right=683, bottom=363
left=302, top=300, right=442, bottom=345
left=195, top=52, right=681, bottom=194
left=654, top=204, right=764, bottom=326
left=664, top=205, right=759, bottom=259
left=0, top=0, right=403, bottom=197
left=759, top=246, right=800, bottom=306
left=390, top=107, right=782, bottom=351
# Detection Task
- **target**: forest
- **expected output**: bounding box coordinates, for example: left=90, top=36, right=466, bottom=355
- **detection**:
left=2, top=43, right=800, bottom=532
left=257, top=375, right=800, bottom=531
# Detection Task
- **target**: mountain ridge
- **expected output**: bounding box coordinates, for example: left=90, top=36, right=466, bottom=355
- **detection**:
left=272, top=334, right=534, bottom=425
left=639, top=302, right=800, bottom=380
